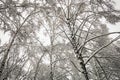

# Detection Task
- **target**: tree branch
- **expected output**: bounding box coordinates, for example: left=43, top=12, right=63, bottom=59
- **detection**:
left=85, top=35, right=120, bottom=65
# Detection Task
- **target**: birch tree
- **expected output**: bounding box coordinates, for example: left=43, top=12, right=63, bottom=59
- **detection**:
left=0, top=0, right=120, bottom=80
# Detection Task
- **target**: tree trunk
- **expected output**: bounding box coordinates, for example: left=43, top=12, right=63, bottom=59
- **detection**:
left=77, top=54, right=89, bottom=80
left=0, top=49, right=9, bottom=79
left=72, top=37, right=89, bottom=80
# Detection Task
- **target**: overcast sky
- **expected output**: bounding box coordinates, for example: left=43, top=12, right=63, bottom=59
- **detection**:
left=107, top=0, right=120, bottom=33
left=104, top=0, right=120, bottom=38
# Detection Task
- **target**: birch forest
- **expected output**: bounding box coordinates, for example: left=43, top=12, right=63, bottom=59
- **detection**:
left=0, top=0, right=120, bottom=80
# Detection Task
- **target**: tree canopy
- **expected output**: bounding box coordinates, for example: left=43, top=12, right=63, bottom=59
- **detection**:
left=0, top=0, right=120, bottom=80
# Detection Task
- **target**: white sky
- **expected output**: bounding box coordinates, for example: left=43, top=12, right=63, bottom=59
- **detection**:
left=110, top=0, right=120, bottom=31
left=0, top=30, right=10, bottom=45
left=106, top=0, right=120, bottom=38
